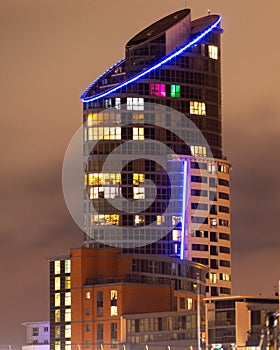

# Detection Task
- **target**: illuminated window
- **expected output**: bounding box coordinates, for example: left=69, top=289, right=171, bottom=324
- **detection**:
left=54, top=261, right=60, bottom=275
left=133, top=187, right=145, bottom=200
left=55, top=277, right=60, bottom=291
left=208, top=163, right=216, bottom=174
left=220, top=273, right=231, bottom=281
left=135, top=215, right=145, bottom=226
left=210, top=218, right=217, bottom=228
left=170, top=84, right=181, bottom=98
left=89, top=186, right=121, bottom=200
left=90, top=214, right=119, bottom=226
left=65, top=341, right=71, bottom=350
left=187, top=298, right=193, bottom=310
left=55, top=309, right=60, bottom=323
left=133, top=127, right=144, bottom=140
left=133, top=173, right=145, bottom=185
left=84, top=128, right=87, bottom=141
left=55, top=326, right=60, bottom=338
left=133, top=113, right=144, bottom=120
left=110, top=290, right=118, bottom=316
left=65, top=292, right=71, bottom=306
left=65, top=325, right=71, bottom=338
left=150, top=83, right=166, bottom=97
left=208, top=45, right=218, bottom=60
left=65, top=276, right=71, bottom=289
left=88, top=173, right=121, bottom=186
left=87, top=127, right=121, bottom=141
left=172, top=229, right=181, bottom=241
left=115, top=98, right=121, bottom=110
left=87, top=113, right=93, bottom=126
left=55, top=341, right=60, bottom=350
left=85, top=291, right=91, bottom=300
left=190, top=145, right=207, bottom=157
left=210, top=273, right=218, bottom=284
left=156, top=216, right=165, bottom=226
left=190, top=101, right=206, bottom=116
left=127, top=97, right=144, bottom=110
left=55, top=293, right=60, bottom=307
left=65, top=260, right=71, bottom=274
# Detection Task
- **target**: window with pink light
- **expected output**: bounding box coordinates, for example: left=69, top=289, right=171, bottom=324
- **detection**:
left=149, top=84, right=166, bottom=97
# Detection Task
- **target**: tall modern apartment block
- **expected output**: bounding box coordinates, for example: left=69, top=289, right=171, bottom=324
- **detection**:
left=81, top=9, right=231, bottom=297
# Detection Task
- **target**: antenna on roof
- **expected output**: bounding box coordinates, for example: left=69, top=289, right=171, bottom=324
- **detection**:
left=185, top=0, right=187, bottom=8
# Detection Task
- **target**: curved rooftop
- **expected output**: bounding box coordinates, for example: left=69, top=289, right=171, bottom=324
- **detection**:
left=81, top=12, right=222, bottom=102
left=126, top=9, right=190, bottom=47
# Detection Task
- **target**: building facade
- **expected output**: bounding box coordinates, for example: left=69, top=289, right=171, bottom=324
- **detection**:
left=205, top=296, right=279, bottom=349
left=81, top=8, right=231, bottom=297
left=49, top=248, right=206, bottom=350
left=22, top=321, right=50, bottom=350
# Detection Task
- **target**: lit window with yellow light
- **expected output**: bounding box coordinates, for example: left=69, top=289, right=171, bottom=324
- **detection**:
left=55, top=325, right=60, bottom=338
left=65, top=308, right=71, bottom=322
left=55, top=309, right=60, bottom=323
left=208, top=45, right=218, bottom=60
left=90, top=214, right=119, bottom=226
left=133, top=187, right=145, bottom=200
left=55, top=277, right=60, bottom=291
left=190, top=145, right=207, bottom=157
left=65, top=260, right=71, bottom=274
left=209, top=273, right=217, bottom=284
left=110, top=290, right=118, bottom=316
left=187, top=298, right=193, bottom=310
left=65, top=325, right=71, bottom=338
left=133, top=173, right=145, bottom=185
left=135, top=215, right=145, bottom=226
left=190, top=101, right=206, bottom=116
left=156, top=216, right=165, bottom=226
left=133, top=127, right=144, bottom=140
left=172, top=230, right=181, bottom=241
left=85, top=291, right=91, bottom=300
left=133, top=113, right=144, bottom=120
left=65, top=292, right=71, bottom=306
left=88, top=173, right=121, bottom=186
left=55, top=293, right=60, bottom=307
left=54, top=261, right=60, bottom=275
left=65, top=276, right=71, bottom=289
left=55, top=341, right=60, bottom=350
left=65, top=341, right=71, bottom=350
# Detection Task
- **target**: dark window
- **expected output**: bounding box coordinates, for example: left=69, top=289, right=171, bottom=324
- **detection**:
left=191, top=189, right=208, bottom=197
left=85, top=308, right=90, bottom=316
left=251, top=311, right=261, bottom=325
left=85, top=324, right=90, bottom=332
left=210, top=259, right=218, bottom=269
left=220, top=287, right=231, bottom=295
left=210, top=246, right=218, bottom=255
left=192, top=257, right=209, bottom=265
left=97, top=324, right=103, bottom=344
left=180, top=297, right=185, bottom=309
left=97, top=291, right=103, bottom=317
left=218, top=179, right=229, bottom=187
left=192, top=244, right=208, bottom=251
left=191, top=175, right=207, bottom=183
left=209, top=191, right=217, bottom=201
left=191, top=162, right=208, bottom=170
left=220, top=260, right=231, bottom=267
left=209, top=178, right=217, bottom=188
left=219, top=232, right=230, bottom=241
left=111, top=323, right=118, bottom=348
left=219, top=206, right=230, bottom=214
left=191, top=203, right=208, bottom=210
left=211, top=286, right=219, bottom=297
left=191, top=216, right=208, bottom=224
left=220, top=246, right=230, bottom=254
left=210, top=232, right=217, bottom=242
left=219, top=192, right=230, bottom=200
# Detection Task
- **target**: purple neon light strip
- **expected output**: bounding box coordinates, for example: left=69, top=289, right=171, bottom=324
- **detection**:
left=81, top=16, right=221, bottom=103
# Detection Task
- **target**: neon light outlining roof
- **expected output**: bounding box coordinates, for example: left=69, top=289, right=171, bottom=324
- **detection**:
left=81, top=16, right=222, bottom=103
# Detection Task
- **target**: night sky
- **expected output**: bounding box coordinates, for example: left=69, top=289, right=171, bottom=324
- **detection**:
left=1, top=0, right=280, bottom=345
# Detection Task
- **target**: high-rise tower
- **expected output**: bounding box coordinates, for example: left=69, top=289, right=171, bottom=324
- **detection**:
left=81, top=9, right=231, bottom=297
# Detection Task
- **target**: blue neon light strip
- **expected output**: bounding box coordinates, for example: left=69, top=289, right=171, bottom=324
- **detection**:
left=81, top=16, right=221, bottom=103
left=180, top=160, right=188, bottom=261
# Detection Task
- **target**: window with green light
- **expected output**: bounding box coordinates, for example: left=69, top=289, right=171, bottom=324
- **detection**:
left=170, top=84, right=181, bottom=98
